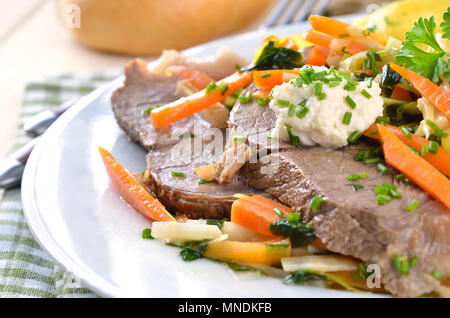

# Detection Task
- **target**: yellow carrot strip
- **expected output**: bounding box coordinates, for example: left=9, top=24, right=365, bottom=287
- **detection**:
left=376, top=124, right=450, bottom=209
left=150, top=71, right=253, bottom=129
left=390, top=63, right=450, bottom=121
left=364, top=123, right=450, bottom=178
left=98, top=147, right=176, bottom=222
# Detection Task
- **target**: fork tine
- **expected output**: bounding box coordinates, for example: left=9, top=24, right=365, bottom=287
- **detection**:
left=293, top=0, right=315, bottom=23
left=278, top=0, right=305, bottom=25
left=261, top=0, right=291, bottom=29
left=311, top=0, right=330, bottom=16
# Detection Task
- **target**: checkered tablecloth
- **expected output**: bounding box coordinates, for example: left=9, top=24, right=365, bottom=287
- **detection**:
left=0, top=70, right=119, bottom=297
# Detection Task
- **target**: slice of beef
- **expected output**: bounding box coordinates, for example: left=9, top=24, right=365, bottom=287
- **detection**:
left=231, top=99, right=450, bottom=297
left=111, top=59, right=258, bottom=219
left=111, top=58, right=200, bottom=149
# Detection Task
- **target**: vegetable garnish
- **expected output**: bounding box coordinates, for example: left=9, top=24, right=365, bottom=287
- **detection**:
left=310, top=196, right=323, bottom=211
left=206, top=219, right=225, bottom=229
left=342, top=112, right=352, bottom=125
left=305, top=46, right=329, bottom=66
left=283, top=270, right=328, bottom=285
left=389, top=63, right=450, bottom=121
left=405, top=199, right=420, bottom=212
left=347, top=130, right=362, bottom=144
left=302, top=30, right=333, bottom=48
left=142, top=228, right=154, bottom=239
left=98, top=147, right=176, bottom=222
left=396, top=15, right=449, bottom=82
left=374, top=183, right=401, bottom=206
left=269, top=216, right=316, bottom=247
left=393, top=255, right=416, bottom=275
left=170, top=171, right=185, bottom=177
left=231, top=194, right=296, bottom=237
left=285, top=124, right=301, bottom=146
left=253, top=69, right=299, bottom=89
left=150, top=71, right=253, bottom=129
left=364, top=123, right=450, bottom=177
left=240, top=40, right=302, bottom=72
left=345, top=95, right=356, bottom=109
left=376, top=124, right=450, bottom=209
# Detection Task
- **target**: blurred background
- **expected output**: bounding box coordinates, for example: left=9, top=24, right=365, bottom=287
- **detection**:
left=0, top=0, right=388, bottom=158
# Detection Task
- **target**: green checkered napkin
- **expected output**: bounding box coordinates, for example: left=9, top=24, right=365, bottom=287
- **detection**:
left=0, top=70, right=120, bottom=297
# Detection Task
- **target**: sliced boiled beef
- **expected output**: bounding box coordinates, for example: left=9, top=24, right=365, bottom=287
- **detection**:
left=231, top=98, right=450, bottom=297
left=111, top=59, right=258, bottom=219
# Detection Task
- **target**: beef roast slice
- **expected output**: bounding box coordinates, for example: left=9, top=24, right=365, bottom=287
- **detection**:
left=146, top=131, right=257, bottom=219
left=111, top=58, right=202, bottom=149
left=232, top=101, right=450, bottom=297
left=111, top=59, right=258, bottom=219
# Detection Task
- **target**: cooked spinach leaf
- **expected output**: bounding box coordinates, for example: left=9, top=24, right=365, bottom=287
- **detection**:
left=269, top=215, right=316, bottom=247
left=283, top=270, right=328, bottom=285
left=240, top=40, right=303, bottom=71
left=380, top=64, right=402, bottom=97
left=179, top=240, right=209, bottom=262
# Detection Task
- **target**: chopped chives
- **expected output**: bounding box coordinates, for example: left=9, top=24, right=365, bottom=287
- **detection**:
left=257, top=97, right=269, bottom=106
left=347, top=130, right=362, bottom=144
left=429, top=141, right=439, bottom=154
left=410, top=256, right=418, bottom=268
left=142, top=228, right=154, bottom=239
left=369, top=130, right=378, bottom=135
left=198, top=179, right=212, bottom=185
left=377, top=163, right=390, bottom=175
left=405, top=199, right=419, bottom=212
left=287, top=212, right=300, bottom=224
left=431, top=270, right=442, bottom=280
left=205, top=81, right=217, bottom=94
left=170, top=171, right=185, bottom=177
left=261, top=73, right=271, bottom=78
left=232, top=135, right=246, bottom=142
left=342, top=112, right=352, bottom=125
left=345, top=95, right=356, bottom=109
left=277, top=99, right=290, bottom=107
left=344, top=81, right=358, bottom=91
left=238, top=93, right=253, bottom=104
left=368, top=77, right=373, bottom=88
left=273, top=208, right=284, bottom=217
left=421, top=144, right=429, bottom=156
left=220, top=82, right=229, bottom=95
left=361, top=89, right=372, bottom=99
left=288, top=104, right=296, bottom=117
left=351, top=184, right=364, bottom=191
left=327, top=81, right=340, bottom=88
left=310, top=196, right=323, bottom=211
left=408, top=145, right=420, bottom=155
left=346, top=174, right=362, bottom=181
left=401, top=127, right=412, bottom=139
left=285, top=124, right=300, bottom=146
left=426, top=120, right=449, bottom=138
left=364, top=158, right=380, bottom=165
left=296, top=106, right=309, bottom=119
left=313, top=82, right=323, bottom=97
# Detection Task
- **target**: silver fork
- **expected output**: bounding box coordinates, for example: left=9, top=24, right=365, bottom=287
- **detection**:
left=261, top=0, right=329, bottom=29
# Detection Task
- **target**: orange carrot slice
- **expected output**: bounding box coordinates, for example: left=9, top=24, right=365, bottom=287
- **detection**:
left=390, top=85, right=412, bottom=101
left=253, top=69, right=299, bottom=89
left=98, top=146, right=176, bottom=222
left=306, top=46, right=329, bottom=66
left=279, top=37, right=299, bottom=50
left=376, top=124, right=450, bottom=209
left=303, top=30, right=333, bottom=48
left=390, top=63, right=450, bottom=121
left=205, top=239, right=291, bottom=265
left=166, top=65, right=213, bottom=90
left=253, top=88, right=272, bottom=99
left=151, top=71, right=253, bottom=129
left=231, top=194, right=295, bottom=237
left=364, top=123, right=450, bottom=178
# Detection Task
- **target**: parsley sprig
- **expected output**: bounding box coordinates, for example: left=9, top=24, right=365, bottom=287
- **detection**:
left=396, top=15, right=450, bottom=82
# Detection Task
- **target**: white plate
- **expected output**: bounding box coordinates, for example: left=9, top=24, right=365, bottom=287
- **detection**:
left=22, top=15, right=382, bottom=298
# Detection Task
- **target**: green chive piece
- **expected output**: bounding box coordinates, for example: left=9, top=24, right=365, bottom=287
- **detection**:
left=277, top=99, right=290, bottom=107
left=393, top=255, right=410, bottom=274
left=261, top=73, right=271, bottom=78
left=344, top=81, right=358, bottom=91
left=288, top=104, right=296, bottom=117
left=274, top=208, right=284, bottom=217
left=431, top=270, right=442, bottom=280
left=257, top=97, right=269, bottom=106
left=361, top=89, right=372, bottom=99
left=405, top=199, right=419, bottom=212
left=205, top=81, right=217, bottom=94
left=328, top=81, right=340, bottom=88
left=142, top=228, right=154, bottom=239
left=313, top=82, right=323, bottom=97
left=170, top=171, right=185, bottom=177
left=368, top=77, right=373, bottom=88
left=285, top=124, right=300, bottom=146
left=198, top=179, right=212, bottom=185
left=232, top=136, right=246, bottom=142
left=347, top=130, right=362, bottom=144
left=401, top=127, right=412, bottom=139
left=345, top=95, right=356, bottom=109
left=377, top=163, right=390, bottom=175
left=364, top=158, right=380, bottom=165
left=296, top=106, right=309, bottom=119
left=351, top=184, right=364, bottom=191
left=429, top=141, right=439, bottom=154
left=342, top=112, right=352, bottom=125
left=426, top=120, right=449, bottom=138
left=410, top=256, right=418, bottom=268
left=238, top=93, right=253, bottom=104
left=421, top=144, right=429, bottom=156
left=310, top=196, right=323, bottom=211
left=287, top=212, right=300, bottom=224
left=408, top=145, right=420, bottom=155
left=347, top=174, right=361, bottom=181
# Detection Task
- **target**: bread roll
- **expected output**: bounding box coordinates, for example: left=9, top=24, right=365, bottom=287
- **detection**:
left=58, top=0, right=274, bottom=56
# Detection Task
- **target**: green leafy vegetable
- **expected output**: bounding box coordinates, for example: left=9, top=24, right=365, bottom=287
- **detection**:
left=283, top=270, right=328, bottom=285
left=269, top=216, right=316, bottom=247
left=396, top=15, right=450, bottom=82
left=179, top=240, right=209, bottom=262
left=206, top=219, right=224, bottom=229
left=240, top=40, right=303, bottom=71
left=441, top=7, right=450, bottom=40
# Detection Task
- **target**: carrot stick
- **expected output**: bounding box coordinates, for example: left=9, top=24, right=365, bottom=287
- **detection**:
left=151, top=71, right=253, bottom=129
left=376, top=124, right=450, bottom=209
left=306, top=46, right=329, bottom=66
left=390, top=63, right=450, bottom=121
left=254, top=88, right=272, bottom=99
left=364, top=123, right=450, bottom=177
left=231, top=194, right=295, bottom=237
left=308, top=15, right=385, bottom=46
left=98, top=147, right=176, bottom=222
left=390, top=85, right=412, bottom=101
left=303, top=30, right=333, bottom=48
left=253, top=70, right=299, bottom=89
left=166, top=65, right=213, bottom=90
left=280, top=37, right=298, bottom=50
